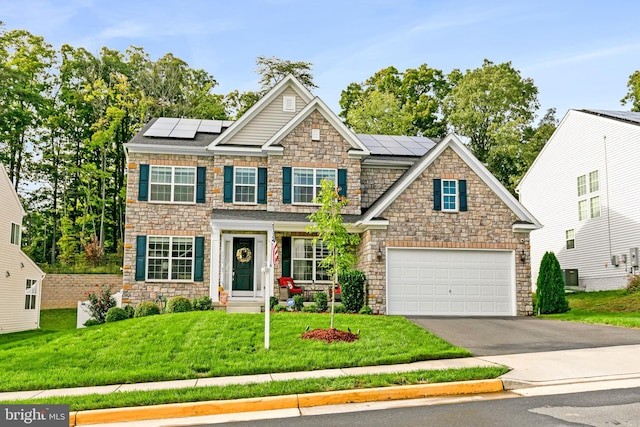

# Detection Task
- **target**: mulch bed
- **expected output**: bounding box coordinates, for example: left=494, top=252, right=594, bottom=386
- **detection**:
left=301, top=328, right=359, bottom=343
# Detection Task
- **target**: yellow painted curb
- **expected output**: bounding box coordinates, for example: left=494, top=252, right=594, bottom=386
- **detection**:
left=298, top=379, right=504, bottom=407
left=72, top=395, right=299, bottom=426
left=71, top=380, right=503, bottom=426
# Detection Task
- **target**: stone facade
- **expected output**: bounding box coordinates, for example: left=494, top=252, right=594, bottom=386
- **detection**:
left=41, top=274, right=123, bottom=309
left=360, top=166, right=406, bottom=209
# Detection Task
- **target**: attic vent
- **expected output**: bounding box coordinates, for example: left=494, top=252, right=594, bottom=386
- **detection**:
left=283, top=96, right=296, bottom=112
left=311, top=128, right=320, bottom=141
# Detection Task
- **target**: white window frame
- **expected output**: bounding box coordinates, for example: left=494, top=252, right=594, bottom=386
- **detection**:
left=292, top=168, right=337, bottom=205
left=578, top=199, right=588, bottom=221
left=577, top=175, right=587, bottom=197
left=589, top=170, right=599, bottom=193
left=291, top=237, right=331, bottom=283
left=577, top=170, right=600, bottom=221
left=149, top=166, right=196, bottom=204
left=147, top=236, right=195, bottom=282
left=590, top=196, right=601, bottom=218
left=233, top=167, right=257, bottom=204
left=442, top=179, right=459, bottom=212
left=566, top=229, right=575, bottom=250
left=10, top=223, right=20, bottom=246
left=25, top=279, right=37, bottom=310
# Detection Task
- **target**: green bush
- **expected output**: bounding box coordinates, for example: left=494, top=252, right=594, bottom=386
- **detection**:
left=166, top=296, right=193, bottom=313
left=339, top=269, right=366, bottom=313
left=83, top=318, right=101, bottom=327
left=627, top=275, right=640, bottom=293
left=85, top=285, right=117, bottom=324
left=123, top=305, right=135, bottom=318
left=273, top=305, right=287, bottom=312
left=269, top=296, right=279, bottom=310
left=192, top=296, right=213, bottom=311
left=359, top=305, right=373, bottom=315
left=105, top=307, right=128, bottom=323
left=134, top=302, right=160, bottom=318
left=333, top=304, right=348, bottom=313
left=537, top=251, right=569, bottom=314
left=292, top=294, right=304, bottom=311
left=302, top=304, right=318, bottom=313
left=314, top=292, right=328, bottom=312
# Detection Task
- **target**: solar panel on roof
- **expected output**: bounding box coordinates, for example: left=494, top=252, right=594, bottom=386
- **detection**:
left=143, top=118, right=180, bottom=137
left=198, top=120, right=222, bottom=133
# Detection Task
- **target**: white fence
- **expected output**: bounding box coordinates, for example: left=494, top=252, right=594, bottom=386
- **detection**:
left=77, top=289, right=123, bottom=328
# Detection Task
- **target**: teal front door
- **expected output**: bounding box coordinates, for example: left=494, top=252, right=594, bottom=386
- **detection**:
left=232, top=237, right=254, bottom=293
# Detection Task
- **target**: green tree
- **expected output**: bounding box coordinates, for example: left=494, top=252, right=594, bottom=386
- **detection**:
left=444, top=59, right=539, bottom=164
left=255, top=55, right=316, bottom=92
left=307, top=180, right=360, bottom=329
left=536, top=251, right=569, bottom=314
left=621, top=70, right=640, bottom=111
left=345, top=91, right=412, bottom=135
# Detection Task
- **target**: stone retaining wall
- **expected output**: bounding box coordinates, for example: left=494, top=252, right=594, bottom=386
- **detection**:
left=41, top=274, right=123, bottom=309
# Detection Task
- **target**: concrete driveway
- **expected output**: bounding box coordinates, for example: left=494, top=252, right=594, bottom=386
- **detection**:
left=407, top=317, right=640, bottom=356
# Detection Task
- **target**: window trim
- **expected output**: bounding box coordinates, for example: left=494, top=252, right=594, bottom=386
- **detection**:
left=146, top=236, right=195, bottom=282
left=590, top=195, right=601, bottom=218
left=566, top=229, right=575, bottom=250
left=25, top=279, right=37, bottom=310
left=233, top=166, right=258, bottom=204
left=10, top=223, right=20, bottom=246
left=577, top=170, right=600, bottom=221
left=441, top=179, right=459, bottom=212
left=292, top=167, right=337, bottom=205
left=149, top=165, right=197, bottom=204
left=577, top=175, right=587, bottom=197
left=291, top=237, right=331, bottom=283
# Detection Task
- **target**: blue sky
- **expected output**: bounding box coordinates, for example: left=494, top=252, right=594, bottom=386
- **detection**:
left=3, top=0, right=640, bottom=122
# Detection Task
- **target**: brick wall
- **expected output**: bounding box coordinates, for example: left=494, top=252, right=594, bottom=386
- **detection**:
left=41, top=274, right=123, bottom=309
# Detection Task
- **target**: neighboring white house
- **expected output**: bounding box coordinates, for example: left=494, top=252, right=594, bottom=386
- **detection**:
left=518, top=109, right=640, bottom=291
left=0, top=164, right=45, bottom=334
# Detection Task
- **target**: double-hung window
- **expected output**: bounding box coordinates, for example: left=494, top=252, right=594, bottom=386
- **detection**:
left=234, top=167, right=257, bottom=203
left=10, top=223, right=20, bottom=245
left=293, top=168, right=337, bottom=204
left=25, top=279, right=37, bottom=310
left=577, top=170, right=600, bottom=221
left=150, top=166, right=196, bottom=203
left=292, top=238, right=330, bottom=282
left=442, top=180, right=458, bottom=211
left=147, top=236, right=194, bottom=281
left=566, top=229, right=575, bottom=250
left=433, top=179, right=467, bottom=212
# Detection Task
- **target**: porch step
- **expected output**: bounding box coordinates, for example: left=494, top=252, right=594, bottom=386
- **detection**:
left=223, top=302, right=264, bottom=314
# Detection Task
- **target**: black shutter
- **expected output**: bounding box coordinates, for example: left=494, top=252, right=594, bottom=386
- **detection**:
left=433, top=179, right=442, bottom=211
left=135, top=235, right=147, bottom=281
left=283, top=167, right=292, bottom=204
left=282, top=236, right=291, bottom=277
left=223, top=166, right=233, bottom=203
left=338, top=169, right=347, bottom=197
left=257, top=167, right=267, bottom=204
left=196, top=167, right=206, bottom=203
left=194, top=236, right=204, bottom=281
left=459, top=180, right=467, bottom=212
left=138, top=164, right=149, bottom=201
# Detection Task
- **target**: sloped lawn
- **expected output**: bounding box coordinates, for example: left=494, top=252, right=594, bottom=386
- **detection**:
left=0, top=311, right=470, bottom=392
left=541, top=290, right=640, bottom=328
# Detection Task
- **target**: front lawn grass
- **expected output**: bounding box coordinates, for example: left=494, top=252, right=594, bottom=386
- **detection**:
left=0, top=311, right=471, bottom=392
left=4, top=366, right=508, bottom=411
left=541, top=290, right=640, bottom=328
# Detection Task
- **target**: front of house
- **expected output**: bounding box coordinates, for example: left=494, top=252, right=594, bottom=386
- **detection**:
left=123, top=76, right=539, bottom=316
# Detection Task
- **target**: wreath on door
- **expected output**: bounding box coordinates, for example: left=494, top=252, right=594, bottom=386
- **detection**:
left=236, top=247, right=252, bottom=263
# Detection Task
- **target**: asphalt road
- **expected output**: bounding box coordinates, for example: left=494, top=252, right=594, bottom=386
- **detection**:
left=203, top=387, right=640, bottom=427
left=406, top=317, right=640, bottom=356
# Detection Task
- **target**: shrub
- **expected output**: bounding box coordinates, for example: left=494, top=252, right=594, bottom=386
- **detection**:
left=314, top=291, right=328, bottom=312
left=270, top=296, right=279, bottom=310
left=359, top=305, right=373, bottom=315
left=167, top=296, right=193, bottom=313
left=273, top=305, right=287, bottom=312
left=292, top=294, right=304, bottom=311
left=134, top=302, right=160, bottom=318
left=83, top=318, right=101, bottom=327
left=339, top=269, right=366, bottom=313
left=105, top=307, right=128, bottom=323
left=333, top=304, right=348, bottom=313
left=192, top=296, right=213, bottom=311
left=302, top=304, right=318, bottom=313
left=537, top=251, right=570, bottom=314
left=627, top=275, right=640, bottom=293
left=123, top=305, right=135, bottom=318
left=85, top=285, right=117, bottom=324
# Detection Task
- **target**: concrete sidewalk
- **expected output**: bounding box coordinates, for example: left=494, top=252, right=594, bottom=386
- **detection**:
left=2, top=344, right=640, bottom=426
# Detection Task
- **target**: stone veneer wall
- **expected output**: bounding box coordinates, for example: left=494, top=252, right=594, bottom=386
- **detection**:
left=41, top=274, right=123, bottom=309
left=360, top=166, right=407, bottom=208
left=356, top=147, right=534, bottom=316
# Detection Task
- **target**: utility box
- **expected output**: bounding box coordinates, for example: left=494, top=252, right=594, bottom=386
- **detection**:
left=611, top=255, right=620, bottom=267
left=563, top=269, right=579, bottom=287
left=630, top=248, right=639, bottom=267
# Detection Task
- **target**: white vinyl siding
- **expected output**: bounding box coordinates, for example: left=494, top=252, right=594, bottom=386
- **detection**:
left=519, top=110, right=640, bottom=291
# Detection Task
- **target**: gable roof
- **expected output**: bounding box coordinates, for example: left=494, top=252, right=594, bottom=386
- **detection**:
left=207, top=75, right=314, bottom=150
left=360, top=134, right=541, bottom=230
left=262, top=97, right=370, bottom=157
left=0, top=164, right=25, bottom=217
left=581, top=109, right=640, bottom=126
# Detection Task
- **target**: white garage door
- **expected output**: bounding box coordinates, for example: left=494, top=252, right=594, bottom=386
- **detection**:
left=387, top=249, right=515, bottom=316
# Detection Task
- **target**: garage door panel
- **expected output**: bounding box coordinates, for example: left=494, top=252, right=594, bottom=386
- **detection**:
left=388, top=249, right=515, bottom=316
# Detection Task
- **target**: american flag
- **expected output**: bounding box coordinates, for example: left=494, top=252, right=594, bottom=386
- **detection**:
left=271, top=233, right=279, bottom=267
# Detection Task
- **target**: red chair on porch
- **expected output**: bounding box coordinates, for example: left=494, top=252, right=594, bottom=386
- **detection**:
left=279, top=277, right=303, bottom=298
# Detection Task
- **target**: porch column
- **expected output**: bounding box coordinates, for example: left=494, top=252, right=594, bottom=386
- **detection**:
left=210, top=223, right=221, bottom=302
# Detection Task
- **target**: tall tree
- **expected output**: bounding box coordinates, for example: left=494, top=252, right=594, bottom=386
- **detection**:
left=444, top=59, right=539, bottom=164
left=621, top=70, right=640, bottom=111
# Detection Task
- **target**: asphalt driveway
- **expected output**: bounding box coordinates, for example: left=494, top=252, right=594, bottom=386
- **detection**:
left=407, top=317, right=640, bottom=356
